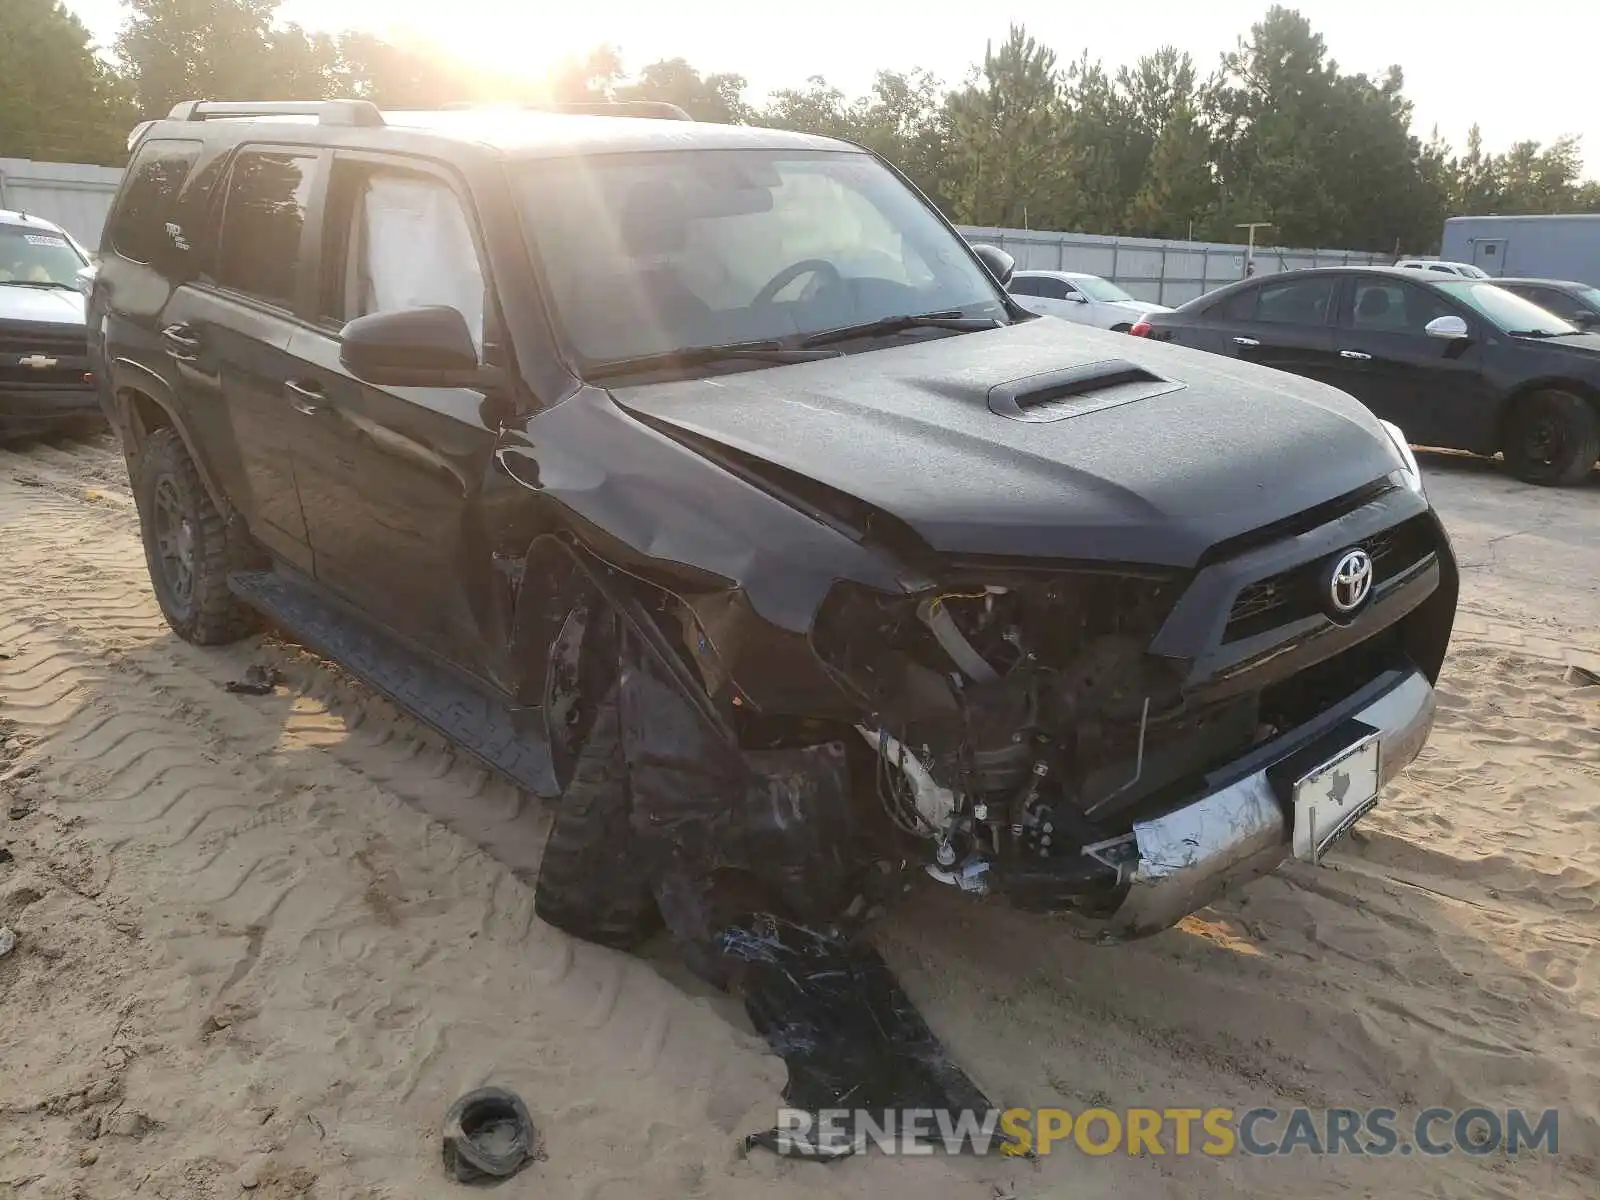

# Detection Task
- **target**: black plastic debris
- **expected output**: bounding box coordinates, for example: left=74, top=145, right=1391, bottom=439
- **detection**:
left=728, top=915, right=998, bottom=1160
left=224, top=665, right=284, bottom=696
left=0, top=845, right=13, bottom=866
left=441, top=1088, right=541, bottom=1185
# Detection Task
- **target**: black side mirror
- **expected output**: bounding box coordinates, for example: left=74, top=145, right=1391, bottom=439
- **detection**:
left=1571, top=310, right=1600, bottom=330
left=339, top=306, right=490, bottom=387
left=970, top=243, right=1016, bottom=287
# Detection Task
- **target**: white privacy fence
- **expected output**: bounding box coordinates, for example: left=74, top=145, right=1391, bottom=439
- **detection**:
left=0, top=159, right=124, bottom=248
left=956, top=226, right=1391, bottom=306
left=0, top=158, right=1391, bottom=304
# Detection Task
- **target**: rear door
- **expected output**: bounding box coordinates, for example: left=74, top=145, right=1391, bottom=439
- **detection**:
left=158, top=146, right=324, bottom=574
left=1188, top=274, right=1342, bottom=383
left=1327, top=275, right=1494, bottom=449
left=282, top=152, right=506, bottom=671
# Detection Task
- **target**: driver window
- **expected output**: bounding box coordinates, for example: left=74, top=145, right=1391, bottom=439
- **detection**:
left=321, top=163, right=487, bottom=356
left=1344, top=279, right=1454, bottom=336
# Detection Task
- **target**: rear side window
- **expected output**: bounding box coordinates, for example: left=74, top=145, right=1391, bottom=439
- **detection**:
left=1009, top=277, right=1042, bottom=297
left=214, top=150, right=318, bottom=308
left=1215, top=285, right=1259, bottom=321
left=107, top=138, right=201, bottom=264
left=1255, top=276, right=1336, bottom=326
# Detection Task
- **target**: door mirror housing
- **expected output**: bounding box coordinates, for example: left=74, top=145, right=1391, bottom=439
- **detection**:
left=1064, top=291, right=1088, bottom=303
left=1570, top=309, right=1600, bottom=330
left=340, top=306, right=493, bottom=387
left=1424, top=315, right=1470, bottom=340
left=970, top=243, right=1016, bottom=287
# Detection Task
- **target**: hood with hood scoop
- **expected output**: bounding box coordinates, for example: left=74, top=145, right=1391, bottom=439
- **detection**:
left=608, top=318, right=1406, bottom=568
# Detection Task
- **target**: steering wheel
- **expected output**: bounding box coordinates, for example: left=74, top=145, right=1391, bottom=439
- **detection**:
left=751, top=259, right=843, bottom=307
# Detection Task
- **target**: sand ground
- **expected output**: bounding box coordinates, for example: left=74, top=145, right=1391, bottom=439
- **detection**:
left=1, top=437, right=1596, bottom=1199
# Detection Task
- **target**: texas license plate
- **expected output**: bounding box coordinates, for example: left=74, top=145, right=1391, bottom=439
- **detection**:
left=1292, top=736, right=1380, bottom=862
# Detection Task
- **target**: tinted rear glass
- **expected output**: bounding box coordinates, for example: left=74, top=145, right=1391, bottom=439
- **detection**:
left=214, top=151, right=317, bottom=308
left=107, top=138, right=201, bottom=264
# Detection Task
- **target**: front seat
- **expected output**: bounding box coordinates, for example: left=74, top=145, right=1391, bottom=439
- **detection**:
left=583, top=182, right=711, bottom=351
left=1356, top=288, right=1392, bottom=324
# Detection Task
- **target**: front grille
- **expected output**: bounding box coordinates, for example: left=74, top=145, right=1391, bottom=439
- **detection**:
left=0, top=325, right=90, bottom=389
left=1223, top=514, right=1436, bottom=643
left=0, top=329, right=87, bottom=358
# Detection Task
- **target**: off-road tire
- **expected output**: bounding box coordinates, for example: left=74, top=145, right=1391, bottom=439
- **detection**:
left=135, top=427, right=257, bottom=645
left=534, top=695, right=662, bottom=949
left=1502, top=390, right=1600, bottom=486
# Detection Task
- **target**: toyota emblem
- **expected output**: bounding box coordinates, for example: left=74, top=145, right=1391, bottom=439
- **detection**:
left=1326, top=548, right=1374, bottom=615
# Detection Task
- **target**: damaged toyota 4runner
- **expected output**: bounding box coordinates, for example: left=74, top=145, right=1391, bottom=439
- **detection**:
left=93, top=100, right=1457, bottom=963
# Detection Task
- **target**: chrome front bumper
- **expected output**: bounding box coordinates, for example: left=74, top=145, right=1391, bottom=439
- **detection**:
left=1091, top=668, right=1437, bottom=941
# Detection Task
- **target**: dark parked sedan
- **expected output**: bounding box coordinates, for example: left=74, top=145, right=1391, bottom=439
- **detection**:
left=1132, top=266, right=1600, bottom=485
left=1490, top=277, right=1600, bottom=331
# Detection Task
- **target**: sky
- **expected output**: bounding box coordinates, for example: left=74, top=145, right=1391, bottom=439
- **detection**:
left=64, top=0, right=1598, bottom=166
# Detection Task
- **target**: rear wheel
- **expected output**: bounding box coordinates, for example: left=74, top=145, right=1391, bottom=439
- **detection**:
left=135, top=428, right=257, bottom=644
left=1502, top=390, right=1599, bottom=486
left=533, top=693, right=662, bottom=949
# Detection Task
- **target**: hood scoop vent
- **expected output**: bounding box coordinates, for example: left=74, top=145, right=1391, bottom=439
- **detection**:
left=987, top=358, right=1185, bottom=423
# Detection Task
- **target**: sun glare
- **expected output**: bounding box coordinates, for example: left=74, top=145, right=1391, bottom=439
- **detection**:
left=276, top=1, right=660, bottom=84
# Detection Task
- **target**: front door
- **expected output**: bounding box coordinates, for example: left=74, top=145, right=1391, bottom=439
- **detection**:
left=1328, top=276, right=1493, bottom=449
left=285, top=154, right=505, bottom=672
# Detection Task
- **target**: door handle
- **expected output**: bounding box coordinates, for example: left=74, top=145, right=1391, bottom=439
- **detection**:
left=161, top=323, right=201, bottom=361
left=285, top=379, right=325, bottom=415
left=1339, top=350, right=1373, bottom=360
left=1232, top=336, right=1260, bottom=347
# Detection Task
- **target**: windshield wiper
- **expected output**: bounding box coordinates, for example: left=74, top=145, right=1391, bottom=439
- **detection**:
left=584, top=340, right=841, bottom=381
left=0, top=279, right=78, bottom=290
left=1507, top=327, right=1584, bottom=339
left=798, top=311, right=1002, bottom=349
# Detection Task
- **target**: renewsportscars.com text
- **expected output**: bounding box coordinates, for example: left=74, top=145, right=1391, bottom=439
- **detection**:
left=771, top=1105, right=1561, bottom=1157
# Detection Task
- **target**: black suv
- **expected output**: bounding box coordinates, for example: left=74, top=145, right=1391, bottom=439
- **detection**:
left=0, top=209, right=102, bottom=441
left=1134, top=266, right=1600, bottom=486
left=91, top=99, right=1456, bottom=961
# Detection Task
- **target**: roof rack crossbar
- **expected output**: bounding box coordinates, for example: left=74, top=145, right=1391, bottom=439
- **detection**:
left=166, top=100, right=386, bottom=127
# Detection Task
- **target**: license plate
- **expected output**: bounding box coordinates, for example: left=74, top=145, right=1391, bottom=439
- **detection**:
left=1292, top=736, right=1380, bottom=862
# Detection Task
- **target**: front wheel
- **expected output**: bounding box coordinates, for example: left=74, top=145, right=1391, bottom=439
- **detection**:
left=533, top=693, right=662, bottom=949
left=1502, top=390, right=1599, bottom=486
left=135, top=428, right=257, bottom=644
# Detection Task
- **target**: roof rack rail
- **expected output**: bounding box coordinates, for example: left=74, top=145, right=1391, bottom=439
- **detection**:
left=165, top=100, right=386, bottom=127
left=543, top=100, right=693, bottom=121
left=435, top=100, right=693, bottom=122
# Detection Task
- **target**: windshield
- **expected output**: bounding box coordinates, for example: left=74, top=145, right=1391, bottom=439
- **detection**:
left=1434, top=281, right=1580, bottom=334
left=0, top=224, right=87, bottom=286
left=1578, top=286, right=1600, bottom=311
left=1072, top=276, right=1136, bottom=303
left=514, top=149, right=1008, bottom=365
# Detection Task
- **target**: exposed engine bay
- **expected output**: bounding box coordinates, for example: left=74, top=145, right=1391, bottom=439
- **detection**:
left=809, top=572, right=1251, bottom=908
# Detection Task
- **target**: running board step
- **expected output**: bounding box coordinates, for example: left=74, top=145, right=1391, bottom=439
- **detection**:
left=228, top=569, right=559, bottom=798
